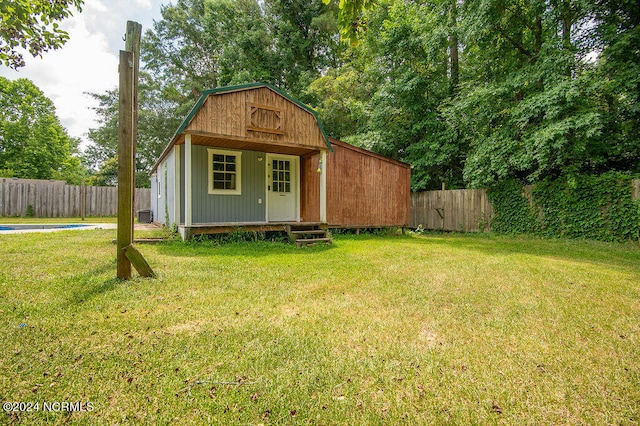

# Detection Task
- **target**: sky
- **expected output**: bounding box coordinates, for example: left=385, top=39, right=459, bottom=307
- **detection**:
left=0, top=0, right=165, bottom=150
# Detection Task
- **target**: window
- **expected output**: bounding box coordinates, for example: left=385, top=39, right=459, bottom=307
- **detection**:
left=208, top=149, right=242, bottom=195
left=272, top=159, right=291, bottom=193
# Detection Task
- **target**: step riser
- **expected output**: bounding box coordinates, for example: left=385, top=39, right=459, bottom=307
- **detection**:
left=285, top=224, right=332, bottom=245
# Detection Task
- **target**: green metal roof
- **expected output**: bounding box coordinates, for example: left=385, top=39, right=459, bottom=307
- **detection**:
left=175, top=82, right=333, bottom=152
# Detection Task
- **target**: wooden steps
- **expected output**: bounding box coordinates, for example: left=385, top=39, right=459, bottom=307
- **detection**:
left=286, top=224, right=332, bottom=247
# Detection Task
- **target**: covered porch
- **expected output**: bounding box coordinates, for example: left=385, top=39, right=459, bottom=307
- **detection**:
left=176, top=132, right=329, bottom=240
left=149, top=83, right=332, bottom=240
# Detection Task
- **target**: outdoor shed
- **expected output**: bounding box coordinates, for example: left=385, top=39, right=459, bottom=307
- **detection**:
left=149, top=83, right=410, bottom=240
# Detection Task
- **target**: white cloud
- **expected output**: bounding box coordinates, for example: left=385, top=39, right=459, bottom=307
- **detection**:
left=134, top=0, right=153, bottom=9
left=0, top=0, right=163, bottom=149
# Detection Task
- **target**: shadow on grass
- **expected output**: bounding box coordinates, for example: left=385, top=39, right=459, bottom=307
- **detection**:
left=63, top=260, right=123, bottom=306
left=408, top=231, right=640, bottom=273
left=154, top=237, right=335, bottom=259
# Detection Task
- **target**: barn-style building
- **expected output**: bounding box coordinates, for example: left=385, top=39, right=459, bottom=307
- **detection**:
left=150, top=83, right=410, bottom=241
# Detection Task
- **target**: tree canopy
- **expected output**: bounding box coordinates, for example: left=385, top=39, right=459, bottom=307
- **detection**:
left=0, top=77, right=85, bottom=183
left=83, top=0, right=639, bottom=190
left=85, top=0, right=343, bottom=186
left=0, top=0, right=83, bottom=69
left=316, top=0, right=640, bottom=189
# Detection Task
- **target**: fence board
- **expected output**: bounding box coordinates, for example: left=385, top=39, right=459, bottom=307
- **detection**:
left=411, top=181, right=638, bottom=233
left=0, top=178, right=150, bottom=218
left=410, top=188, right=493, bottom=232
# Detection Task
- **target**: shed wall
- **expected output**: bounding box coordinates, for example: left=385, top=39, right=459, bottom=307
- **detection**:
left=151, top=149, right=176, bottom=225
left=152, top=159, right=165, bottom=224
left=190, top=145, right=266, bottom=223
left=301, top=155, right=321, bottom=222
left=301, top=141, right=411, bottom=227
left=327, top=142, right=410, bottom=227
left=165, top=149, right=176, bottom=225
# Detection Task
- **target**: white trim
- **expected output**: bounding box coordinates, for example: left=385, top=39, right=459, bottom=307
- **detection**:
left=296, top=158, right=301, bottom=222
left=207, top=148, right=242, bottom=195
left=156, top=170, right=161, bottom=199
left=264, top=155, right=269, bottom=222
left=320, top=150, right=327, bottom=223
left=174, top=145, right=181, bottom=225
left=185, top=134, right=192, bottom=227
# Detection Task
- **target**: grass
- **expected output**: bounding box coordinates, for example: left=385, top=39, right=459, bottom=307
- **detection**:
left=0, top=229, right=638, bottom=424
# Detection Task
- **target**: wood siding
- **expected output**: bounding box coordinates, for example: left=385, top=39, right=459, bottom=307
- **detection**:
left=311, top=140, right=411, bottom=227
left=410, top=189, right=493, bottom=232
left=301, top=155, right=321, bottom=222
left=184, top=87, right=327, bottom=152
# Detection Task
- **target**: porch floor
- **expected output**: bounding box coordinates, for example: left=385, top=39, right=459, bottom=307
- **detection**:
left=176, top=222, right=327, bottom=239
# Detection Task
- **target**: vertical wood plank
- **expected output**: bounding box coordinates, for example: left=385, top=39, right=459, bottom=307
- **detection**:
left=0, top=181, right=4, bottom=216
left=117, top=48, right=134, bottom=279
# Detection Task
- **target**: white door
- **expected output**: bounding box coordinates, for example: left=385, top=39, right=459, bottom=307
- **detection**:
left=267, top=154, right=299, bottom=222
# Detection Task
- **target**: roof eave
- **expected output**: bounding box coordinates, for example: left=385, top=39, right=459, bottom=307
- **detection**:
left=150, top=82, right=333, bottom=175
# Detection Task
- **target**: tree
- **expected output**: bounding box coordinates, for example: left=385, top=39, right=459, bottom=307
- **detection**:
left=0, top=0, right=83, bottom=69
left=83, top=73, right=180, bottom=187
left=322, top=0, right=375, bottom=46
left=322, top=0, right=639, bottom=189
left=311, top=0, right=467, bottom=190
left=84, top=0, right=344, bottom=185
left=265, top=0, right=344, bottom=99
left=590, top=0, right=640, bottom=173
left=443, top=0, right=610, bottom=187
left=0, top=77, right=85, bottom=183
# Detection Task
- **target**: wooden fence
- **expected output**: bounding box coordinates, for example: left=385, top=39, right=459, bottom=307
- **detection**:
left=410, top=188, right=493, bottom=232
left=411, top=179, right=640, bottom=232
left=0, top=178, right=150, bottom=217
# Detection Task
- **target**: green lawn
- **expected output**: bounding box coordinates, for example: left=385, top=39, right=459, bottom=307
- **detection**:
left=0, top=230, right=638, bottom=424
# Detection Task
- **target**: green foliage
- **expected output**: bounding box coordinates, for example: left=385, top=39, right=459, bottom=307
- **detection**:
left=190, top=229, right=289, bottom=245
left=488, top=180, right=539, bottom=235
left=79, top=0, right=639, bottom=191
left=489, top=173, right=640, bottom=242
left=140, top=0, right=341, bottom=101
left=83, top=74, right=180, bottom=187
left=320, top=0, right=639, bottom=187
left=0, top=0, right=83, bottom=69
left=304, top=65, right=372, bottom=139
left=0, top=77, right=86, bottom=183
left=315, top=0, right=466, bottom=191
left=322, top=0, right=374, bottom=46
left=84, top=0, right=343, bottom=181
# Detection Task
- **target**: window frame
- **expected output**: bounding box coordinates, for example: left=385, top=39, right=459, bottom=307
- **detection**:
left=207, top=148, right=242, bottom=195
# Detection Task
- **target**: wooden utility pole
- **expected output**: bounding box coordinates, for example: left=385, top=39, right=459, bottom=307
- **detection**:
left=117, top=21, right=154, bottom=280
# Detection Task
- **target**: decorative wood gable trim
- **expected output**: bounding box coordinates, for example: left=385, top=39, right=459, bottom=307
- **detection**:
left=247, top=102, right=284, bottom=135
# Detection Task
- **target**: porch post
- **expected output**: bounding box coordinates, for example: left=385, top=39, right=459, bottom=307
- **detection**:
left=320, top=150, right=327, bottom=223
left=185, top=134, right=192, bottom=228
left=174, top=145, right=181, bottom=226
